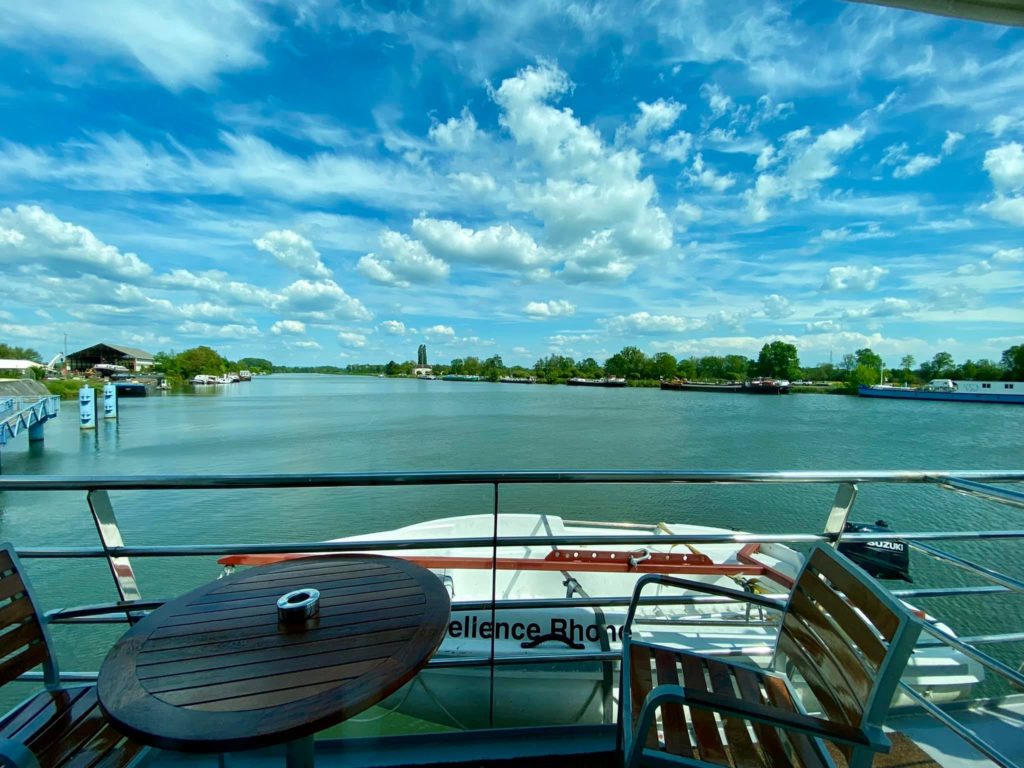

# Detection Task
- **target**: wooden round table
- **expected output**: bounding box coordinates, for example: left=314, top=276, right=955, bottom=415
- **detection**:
left=97, top=555, right=451, bottom=765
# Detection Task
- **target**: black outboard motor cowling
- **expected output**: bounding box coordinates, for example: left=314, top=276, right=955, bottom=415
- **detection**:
left=837, top=520, right=912, bottom=582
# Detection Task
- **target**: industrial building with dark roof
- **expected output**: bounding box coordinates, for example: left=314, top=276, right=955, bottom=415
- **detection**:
left=65, top=344, right=156, bottom=373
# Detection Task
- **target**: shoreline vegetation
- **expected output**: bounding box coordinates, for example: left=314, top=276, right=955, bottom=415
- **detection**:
left=4, top=341, right=1022, bottom=399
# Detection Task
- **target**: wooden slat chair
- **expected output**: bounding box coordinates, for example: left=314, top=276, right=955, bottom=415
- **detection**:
left=619, top=543, right=922, bottom=768
left=0, top=544, right=146, bottom=768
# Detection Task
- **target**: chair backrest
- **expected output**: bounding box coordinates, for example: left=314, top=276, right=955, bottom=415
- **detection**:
left=773, top=544, right=920, bottom=757
left=0, top=543, right=58, bottom=688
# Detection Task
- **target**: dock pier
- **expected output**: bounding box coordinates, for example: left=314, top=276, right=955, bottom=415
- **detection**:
left=0, top=395, right=61, bottom=471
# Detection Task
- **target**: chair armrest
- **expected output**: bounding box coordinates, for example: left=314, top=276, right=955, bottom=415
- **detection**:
left=0, top=740, right=40, bottom=768
left=623, top=573, right=784, bottom=635
left=643, top=684, right=885, bottom=751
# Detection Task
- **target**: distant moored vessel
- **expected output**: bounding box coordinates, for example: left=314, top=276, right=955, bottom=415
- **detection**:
left=859, top=379, right=1024, bottom=404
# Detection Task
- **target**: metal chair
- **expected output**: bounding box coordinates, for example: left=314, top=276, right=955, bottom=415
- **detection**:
left=0, top=543, right=146, bottom=768
left=619, top=543, right=922, bottom=768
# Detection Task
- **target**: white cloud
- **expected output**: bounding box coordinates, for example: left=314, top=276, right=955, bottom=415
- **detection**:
left=700, top=83, right=734, bottom=120
left=989, top=115, right=1019, bottom=138
left=158, top=268, right=276, bottom=306
left=276, top=279, right=371, bottom=320
left=429, top=107, right=482, bottom=151
left=762, top=294, right=794, bottom=319
left=337, top=331, right=367, bottom=347
left=941, top=131, right=964, bottom=155
left=840, top=298, right=914, bottom=319
left=983, top=143, right=1024, bottom=192
left=745, top=124, right=864, bottom=221
left=618, top=99, right=684, bottom=144
left=994, top=247, right=1024, bottom=263
left=981, top=195, right=1024, bottom=225
left=270, top=319, right=306, bottom=335
left=675, top=202, right=702, bottom=228
left=0, top=1, right=273, bottom=90
left=819, top=223, right=892, bottom=242
left=822, top=265, right=888, bottom=291
left=411, top=217, right=553, bottom=270
left=357, top=230, right=450, bottom=287
left=687, top=153, right=734, bottom=192
left=0, top=204, right=152, bottom=281
left=424, top=324, right=455, bottom=339
left=604, top=311, right=701, bottom=335
left=560, top=230, right=636, bottom=283
left=178, top=321, right=260, bottom=339
left=651, top=130, right=693, bottom=163
left=287, top=340, right=321, bottom=350
left=448, top=171, right=497, bottom=194
left=524, top=299, right=576, bottom=318
left=893, top=154, right=940, bottom=179
left=378, top=320, right=409, bottom=335
left=254, top=229, right=330, bottom=278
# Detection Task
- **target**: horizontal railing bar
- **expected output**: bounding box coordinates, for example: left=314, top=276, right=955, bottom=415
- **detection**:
left=917, top=619, right=1024, bottom=689
left=911, top=541, right=1024, bottom=594
left=892, top=585, right=1009, bottom=599
left=940, top=478, right=1024, bottom=511
left=2, top=469, right=1024, bottom=491
left=16, top=528, right=1024, bottom=559
left=897, top=683, right=1020, bottom=768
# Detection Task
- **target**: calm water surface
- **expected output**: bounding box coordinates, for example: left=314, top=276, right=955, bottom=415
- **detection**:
left=1, top=374, right=1022, bottom=697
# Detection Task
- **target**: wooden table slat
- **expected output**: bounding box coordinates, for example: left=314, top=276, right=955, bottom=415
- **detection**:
left=161, top=584, right=425, bottom=627
left=148, top=593, right=427, bottom=640
left=137, top=626, right=419, bottom=680
left=181, top=572, right=411, bottom=612
left=144, top=639, right=413, bottom=695
left=195, top=567, right=398, bottom=602
left=137, top=611, right=429, bottom=664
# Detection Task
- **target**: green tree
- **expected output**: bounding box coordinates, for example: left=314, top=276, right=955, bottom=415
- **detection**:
left=237, top=357, right=273, bottom=374
left=175, top=346, right=229, bottom=379
left=651, top=352, right=677, bottom=380
left=676, top=357, right=697, bottom=379
left=0, top=344, right=42, bottom=362
left=929, top=351, right=955, bottom=378
left=854, top=348, right=883, bottom=372
left=577, top=357, right=603, bottom=378
left=900, top=355, right=915, bottom=373
left=756, top=341, right=800, bottom=380
left=849, top=364, right=883, bottom=391
left=1002, top=344, right=1024, bottom=380
left=605, top=346, right=648, bottom=380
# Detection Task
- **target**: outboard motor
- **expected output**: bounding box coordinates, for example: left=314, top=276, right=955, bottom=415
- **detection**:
left=838, top=520, right=912, bottom=582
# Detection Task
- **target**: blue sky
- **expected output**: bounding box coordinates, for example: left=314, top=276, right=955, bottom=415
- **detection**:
left=0, top=0, right=1022, bottom=369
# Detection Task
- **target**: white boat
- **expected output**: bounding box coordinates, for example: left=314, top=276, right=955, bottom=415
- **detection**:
left=189, top=374, right=218, bottom=385
left=239, top=370, right=252, bottom=381
left=220, top=513, right=983, bottom=729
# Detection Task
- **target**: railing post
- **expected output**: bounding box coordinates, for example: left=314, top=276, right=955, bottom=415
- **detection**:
left=489, top=481, right=499, bottom=728
left=823, top=482, right=857, bottom=546
left=87, top=490, right=143, bottom=621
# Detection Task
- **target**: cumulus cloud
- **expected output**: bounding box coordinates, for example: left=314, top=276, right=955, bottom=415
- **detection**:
left=651, top=131, right=693, bottom=163
left=255, top=232, right=328, bottom=276
left=357, top=230, right=450, bottom=287
left=524, top=299, right=576, bottom=318
left=254, top=229, right=331, bottom=278
left=411, top=217, right=554, bottom=270
left=178, top=321, right=260, bottom=339
left=603, top=311, right=702, bottom=335
left=819, top=223, right=892, bottom=242
left=424, top=324, right=455, bottom=339
left=429, top=107, right=482, bottom=151
left=822, top=265, right=888, bottom=291
left=762, top=294, right=794, bottom=319
left=276, top=279, right=372, bottom=320
left=981, top=195, right=1024, bottom=225
left=687, top=153, right=735, bottom=192
left=0, top=204, right=152, bottom=281
left=448, top=172, right=497, bottom=194
left=700, top=83, right=734, bottom=120
left=378, top=320, right=409, bottom=335
left=337, top=331, right=367, bottom=347
left=618, top=99, right=684, bottom=144
left=983, top=143, right=1024, bottom=191
left=745, top=124, right=864, bottom=222
left=994, top=247, right=1024, bottom=263
left=270, top=319, right=306, bottom=335
left=941, top=131, right=964, bottom=155
left=840, top=298, right=914, bottom=319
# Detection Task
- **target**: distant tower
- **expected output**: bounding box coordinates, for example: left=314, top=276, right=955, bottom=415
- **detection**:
left=417, top=344, right=427, bottom=366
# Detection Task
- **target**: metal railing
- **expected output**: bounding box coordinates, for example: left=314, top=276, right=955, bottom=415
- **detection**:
left=2, top=469, right=1023, bottom=765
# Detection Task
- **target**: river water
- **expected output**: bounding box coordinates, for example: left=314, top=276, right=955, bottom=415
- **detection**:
left=1, top=374, right=1022, bottom=718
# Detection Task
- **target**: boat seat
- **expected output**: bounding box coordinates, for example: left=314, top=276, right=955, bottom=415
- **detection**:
left=0, top=543, right=147, bottom=768
left=619, top=544, right=922, bottom=768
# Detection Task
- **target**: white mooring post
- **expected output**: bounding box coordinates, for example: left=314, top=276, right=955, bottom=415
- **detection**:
left=79, top=387, right=96, bottom=430
left=103, top=383, right=118, bottom=420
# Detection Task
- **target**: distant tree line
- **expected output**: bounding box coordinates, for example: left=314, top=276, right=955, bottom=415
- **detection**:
left=154, top=347, right=273, bottom=382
